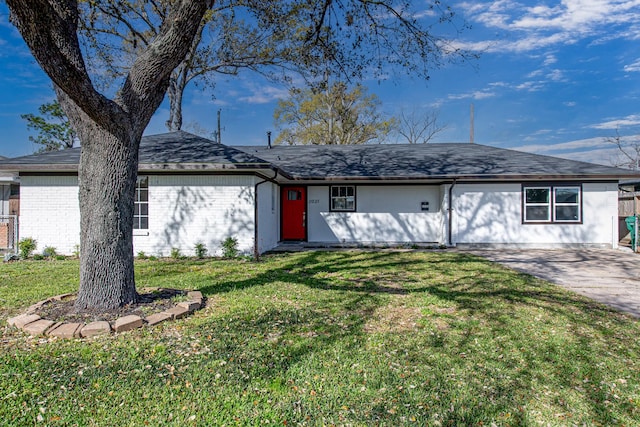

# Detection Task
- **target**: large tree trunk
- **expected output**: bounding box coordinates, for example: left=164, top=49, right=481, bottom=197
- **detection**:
left=74, top=123, right=141, bottom=310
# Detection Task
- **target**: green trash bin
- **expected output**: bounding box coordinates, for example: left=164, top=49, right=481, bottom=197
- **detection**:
left=625, top=216, right=637, bottom=249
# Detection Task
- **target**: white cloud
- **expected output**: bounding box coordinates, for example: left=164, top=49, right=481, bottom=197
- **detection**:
left=238, top=85, right=289, bottom=104
left=624, top=58, right=640, bottom=72
left=518, top=136, right=610, bottom=154
left=515, top=81, right=545, bottom=91
left=455, top=0, right=640, bottom=53
left=543, top=54, right=558, bottom=65
left=563, top=101, right=576, bottom=107
left=590, top=114, right=640, bottom=129
left=546, top=69, right=565, bottom=81
left=447, top=89, right=496, bottom=100
left=527, top=69, right=544, bottom=78
left=514, top=135, right=640, bottom=166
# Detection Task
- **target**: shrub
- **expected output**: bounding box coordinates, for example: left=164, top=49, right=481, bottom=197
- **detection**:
left=194, top=242, right=208, bottom=259
left=18, top=237, right=37, bottom=259
left=55, top=255, right=66, bottom=261
left=42, top=246, right=58, bottom=259
left=72, top=244, right=80, bottom=258
left=137, top=251, right=148, bottom=260
left=148, top=255, right=158, bottom=261
left=221, top=237, right=239, bottom=258
left=33, top=254, right=44, bottom=260
left=170, top=247, right=182, bottom=260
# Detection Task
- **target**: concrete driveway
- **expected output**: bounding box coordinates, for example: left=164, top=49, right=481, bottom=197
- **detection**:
left=465, top=249, right=640, bottom=319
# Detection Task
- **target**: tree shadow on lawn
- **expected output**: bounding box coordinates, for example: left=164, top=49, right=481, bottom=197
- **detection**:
left=191, top=250, right=640, bottom=424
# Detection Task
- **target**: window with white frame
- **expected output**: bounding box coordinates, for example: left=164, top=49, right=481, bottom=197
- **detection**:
left=553, top=187, right=580, bottom=222
left=523, top=184, right=581, bottom=223
left=133, top=176, right=149, bottom=230
left=330, top=186, right=356, bottom=211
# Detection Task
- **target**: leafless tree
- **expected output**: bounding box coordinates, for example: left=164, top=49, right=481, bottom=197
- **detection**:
left=396, top=108, right=446, bottom=144
left=607, top=127, right=640, bottom=170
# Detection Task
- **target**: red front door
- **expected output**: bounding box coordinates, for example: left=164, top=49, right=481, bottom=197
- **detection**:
left=282, top=186, right=306, bottom=240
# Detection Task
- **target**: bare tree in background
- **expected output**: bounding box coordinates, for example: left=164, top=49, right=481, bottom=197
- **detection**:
left=607, top=127, right=640, bottom=170
left=396, top=108, right=446, bottom=144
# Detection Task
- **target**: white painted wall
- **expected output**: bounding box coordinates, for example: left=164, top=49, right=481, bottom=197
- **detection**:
left=307, top=185, right=443, bottom=244
left=134, top=175, right=256, bottom=256
left=18, top=176, right=621, bottom=254
left=19, top=174, right=264, bottom=256
left=256, top=181, right=279, bottom=254
left=20, top=175, right=81, bottom=255
left=452, top=182, right=619, bottom=247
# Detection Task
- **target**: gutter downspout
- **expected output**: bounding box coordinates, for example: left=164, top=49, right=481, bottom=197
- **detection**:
left=254, top=169, right=279, bottom=260
left=448, top=179, right=457, bottom=247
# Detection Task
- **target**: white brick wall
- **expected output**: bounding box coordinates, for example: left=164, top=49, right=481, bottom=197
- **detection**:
left=133, top=175, right=257, bottom=257
left=20, top=175, right=81, bottom=255
left=19, top=174, right=262, bottom=256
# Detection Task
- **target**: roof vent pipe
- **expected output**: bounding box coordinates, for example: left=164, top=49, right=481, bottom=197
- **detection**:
left=267, top=131, right=272, bottom=149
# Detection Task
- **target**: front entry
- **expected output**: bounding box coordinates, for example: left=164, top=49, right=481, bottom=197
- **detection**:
left=281, top=186, right=306, bottom=240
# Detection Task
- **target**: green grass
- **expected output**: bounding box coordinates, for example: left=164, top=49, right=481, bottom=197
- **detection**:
left=1, top=251, right=639, bottom=426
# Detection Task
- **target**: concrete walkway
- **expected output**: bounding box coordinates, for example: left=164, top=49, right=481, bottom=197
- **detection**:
left=466, top=248, right=640, bottom=319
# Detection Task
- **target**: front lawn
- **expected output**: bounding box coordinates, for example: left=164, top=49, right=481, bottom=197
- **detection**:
left=1, top=251, right=639, bottom=425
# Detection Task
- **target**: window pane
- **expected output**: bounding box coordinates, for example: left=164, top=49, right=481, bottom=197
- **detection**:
left=526, top=188, right=549, bottom=203
left=134, top=204, right=140, bottom=215
left=346, top=196, right=355, bottom=210
left=555, top=188, right=578, bottom=204
left=140, top=204, right=148, bottom=215
left=138, top=189, right=148, bottom=202
left=288, top=190, right=300, bottom=200
left=139, top=217, right=149, bottom=229
left=556, top=206, right=579, bottom=221
left=330, top=186, right=355, bottom=211
left=526, top=206, right=550, bottom=221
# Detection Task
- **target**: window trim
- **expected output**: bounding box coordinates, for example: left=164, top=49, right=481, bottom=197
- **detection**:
left=522, top=183, right=582, bottom=224
left=553, top=186, right=581, bottom=223
left=329, top=185, right=357, bottom=212
left=133, top=176, right=149, bottom=230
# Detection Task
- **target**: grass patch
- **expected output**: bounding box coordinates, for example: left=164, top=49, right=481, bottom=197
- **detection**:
left=1, top=251, right=639, bottom=425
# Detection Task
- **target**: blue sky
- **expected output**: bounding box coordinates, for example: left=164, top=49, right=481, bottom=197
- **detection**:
left=1, top=1, right=639, bottom=166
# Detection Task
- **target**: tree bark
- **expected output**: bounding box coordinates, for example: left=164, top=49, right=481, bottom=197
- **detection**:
left=74, top=122, right=140, bottom=309
left=166, top=76, right=185, bottom=131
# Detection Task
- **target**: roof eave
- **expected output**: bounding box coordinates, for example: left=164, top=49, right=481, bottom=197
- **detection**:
left=280, top=173, right=638, bottom=181
left=0, top=163, right=276, bottom=174
left=0, top=164, right=79, bottom=173
left=138, top=162, right=274, bottom=172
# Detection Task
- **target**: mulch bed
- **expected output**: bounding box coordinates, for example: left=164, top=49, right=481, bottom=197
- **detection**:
left=34, top=288, right=186, bottom=324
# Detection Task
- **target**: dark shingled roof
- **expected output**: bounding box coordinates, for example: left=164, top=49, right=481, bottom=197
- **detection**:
left=236, top=143, right=640, bottom=180
left=0, top=131, right=637, bottom=180
left=0, top=131, right=272, bottom=172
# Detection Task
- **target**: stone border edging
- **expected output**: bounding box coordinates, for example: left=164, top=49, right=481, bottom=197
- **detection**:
left=6, top=289, right=204, bottom=339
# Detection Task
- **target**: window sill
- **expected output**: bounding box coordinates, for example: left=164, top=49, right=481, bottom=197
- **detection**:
left=522, top=221, right=582, bottom=225
left=133, top=230, right=150, bottom=236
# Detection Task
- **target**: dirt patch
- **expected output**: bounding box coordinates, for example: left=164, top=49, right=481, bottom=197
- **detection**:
left=363, top=302, right=422, bottom=333
left=34, top=288, right=186, bottom=323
